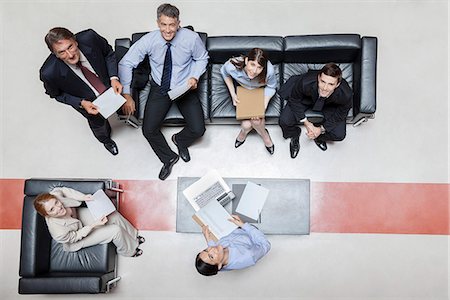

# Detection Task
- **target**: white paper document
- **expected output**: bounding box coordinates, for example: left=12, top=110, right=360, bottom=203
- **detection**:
left=168, top=83, right=191, bottom=101
left=86, top=189, right=117, bottom=220
left=194, top=200, right=237, bottom=240
left=92, top=87, right=126, bottom=118
left=235, top=181, right=269, bottom=221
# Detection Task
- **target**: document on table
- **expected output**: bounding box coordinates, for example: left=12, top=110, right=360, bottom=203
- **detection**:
left=85, top=189, right=117, bottom=220
left=235, top=181, right=269, bottom=221
left=192, top=199, right=237, bottom=241
left=168, top=82, right=191, bottom=101
left=93, top=87, right=126, bottom=119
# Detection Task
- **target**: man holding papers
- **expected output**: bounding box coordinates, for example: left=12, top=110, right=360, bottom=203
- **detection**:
left=40, top=27, right=132, bottom=155
left=118, top=3, right=209, bottom=180
left=195, top=215, right=271, bottom=276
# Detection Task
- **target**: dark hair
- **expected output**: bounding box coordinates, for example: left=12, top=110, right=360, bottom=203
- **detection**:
left=157, top=3, right=180, bottom=20
left=195, top=253, right=219, bottom=276
left=319, top=63, right=342, bottom=83
left=230, top=48, right=268, bottom=84
left=33, top=193, right=56, bottom=217
left=45, top=27, right=75, bottom=52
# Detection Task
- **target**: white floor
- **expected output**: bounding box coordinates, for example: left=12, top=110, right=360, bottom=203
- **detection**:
left=0, top=0, right=449, bottom=299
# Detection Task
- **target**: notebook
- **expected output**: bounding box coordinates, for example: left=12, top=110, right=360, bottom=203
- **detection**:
left=183, top=170, right=235, bottom=211
left=236, top=86, right=265, bottom=120
left=85, top=189, right=116, bottom=220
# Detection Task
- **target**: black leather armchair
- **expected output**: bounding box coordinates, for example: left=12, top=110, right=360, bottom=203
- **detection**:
left=18, top=178, right=122, bottom=294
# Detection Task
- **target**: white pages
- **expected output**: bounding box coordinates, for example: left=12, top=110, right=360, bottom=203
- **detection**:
left=235, top=181, right=269, bottom=221
left=168, top=83, right=191, bottom=101
left=194, top=200, right=237, bottom=240
left=93, top=87, right=126, bottom=118
left=85, top=189, right=117, bottom=220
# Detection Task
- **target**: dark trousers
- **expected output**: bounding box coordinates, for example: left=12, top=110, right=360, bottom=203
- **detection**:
left=142, top=81, right=206, bottom=164
left=75, top=107, right=111, bottom=143
left=279, top=103, right=346, bottom=142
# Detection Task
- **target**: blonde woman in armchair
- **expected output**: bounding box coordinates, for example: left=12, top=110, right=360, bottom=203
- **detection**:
left=34, top=186, right=144, bottom=257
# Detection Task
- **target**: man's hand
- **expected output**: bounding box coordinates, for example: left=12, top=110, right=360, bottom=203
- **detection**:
left=122, top=94, right=136, bottom=115
left=304, top=120, right=321, bottom=139
left=111, top=79, right=123, bottom=94
left=81, top=100, right=99, bottom=115
left=187, top=77, right=198, bottom=90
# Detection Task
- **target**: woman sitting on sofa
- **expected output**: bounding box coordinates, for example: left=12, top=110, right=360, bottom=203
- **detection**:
left=220, top=48, right=277, bottom=154
left=34, top=186, right=144, bottom=257
left=195, top=215, right=271, bottom=276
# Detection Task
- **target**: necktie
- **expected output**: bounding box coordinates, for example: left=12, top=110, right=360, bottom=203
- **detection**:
left=312, top=96, right=326, bottom=112
left=76, top=61, right=107, bottom=94
left=160, top=43, right=172, bottom=95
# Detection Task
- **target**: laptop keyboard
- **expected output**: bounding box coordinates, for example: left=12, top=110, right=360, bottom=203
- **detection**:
left=194, top=181, right=226, bottom=208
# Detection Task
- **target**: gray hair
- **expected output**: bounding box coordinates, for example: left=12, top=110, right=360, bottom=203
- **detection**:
left=157, top=3, right=180, bottom=20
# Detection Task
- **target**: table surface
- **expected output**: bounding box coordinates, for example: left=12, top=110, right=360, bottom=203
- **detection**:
left=176, top=177, right=310, bottom=235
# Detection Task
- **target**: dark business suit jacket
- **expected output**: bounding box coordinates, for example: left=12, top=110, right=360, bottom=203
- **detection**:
left=287, top=70, right=352, bottom=132
left=40, top=29, right=117, bottom=108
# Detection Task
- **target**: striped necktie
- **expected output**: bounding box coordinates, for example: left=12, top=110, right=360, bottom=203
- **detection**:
left=76, top=61, right=107, bottom=94
left=160, top=43, right=172, bottom=95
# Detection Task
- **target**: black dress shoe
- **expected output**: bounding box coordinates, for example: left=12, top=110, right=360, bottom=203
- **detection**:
left=172, top=134, right=190, bottom=162
left=158, top=155, right=179, bottom=181
left=103, top=139, right=119, bottom=156
left=235, top=138, right=246, bottom=148
left=290, top=136, right=300, bottom=158
left=314, top=139, right=328, bottom=151
left=264, top=129, right=274, bottom=155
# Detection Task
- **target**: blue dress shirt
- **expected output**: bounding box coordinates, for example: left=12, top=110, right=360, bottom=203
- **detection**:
left=207, top=223, right=271, bottom=271
left=220, top=59, right=277, bottom=98
left=118, top=28, right=209, bottom=94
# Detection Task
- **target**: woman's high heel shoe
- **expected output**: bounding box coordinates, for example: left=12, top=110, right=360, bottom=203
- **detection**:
left=234, top=130, right=246, bottom=148
left=265, top=129, right=275, bottom=155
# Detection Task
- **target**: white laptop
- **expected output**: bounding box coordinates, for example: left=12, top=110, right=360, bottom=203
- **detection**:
left=183, top=170, right=235, bottom=211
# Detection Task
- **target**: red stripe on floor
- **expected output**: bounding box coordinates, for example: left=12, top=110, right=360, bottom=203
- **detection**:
left=311, top=182, right=449, bottom=234
left=1, top=179, right=448, bottom=234
left=0, top=179, right=25, bottom=229
left=117, top=179, right=177, bottom=231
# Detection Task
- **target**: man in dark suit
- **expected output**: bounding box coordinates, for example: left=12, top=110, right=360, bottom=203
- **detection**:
left=279, top=63, right=352, bottom=158
left=40, top=27, right=135, bottom=155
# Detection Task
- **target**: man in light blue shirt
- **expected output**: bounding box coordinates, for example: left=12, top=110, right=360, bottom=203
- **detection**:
left=118, top=3, right=209, bottom=180
left=195, top=215, right=271, bottom=276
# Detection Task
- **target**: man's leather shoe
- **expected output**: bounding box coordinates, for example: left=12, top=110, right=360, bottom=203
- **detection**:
left=290, top=136, right=300, bottom=158
left=103, top=139, right=119, bottom=156
left=158, top=155, right=179, bottom=180
left=314, top=139, right=328, bottom=151
left=172, top=134, right=190, bottom=162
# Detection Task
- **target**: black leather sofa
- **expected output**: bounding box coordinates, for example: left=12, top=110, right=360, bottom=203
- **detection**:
left=115, top=32, right=377, bottom=127
left=19, top=178, right=122, bottom=294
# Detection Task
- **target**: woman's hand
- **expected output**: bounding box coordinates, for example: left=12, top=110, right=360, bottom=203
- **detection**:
left=228, top=214, right=244, bottom=227
left=231, top=94, right=240, bottom=106
left=92, top=215, right=108, bottom=228
left=201, top=225, right=212, bottom=241
left=83, top=194, right=93, bottom=201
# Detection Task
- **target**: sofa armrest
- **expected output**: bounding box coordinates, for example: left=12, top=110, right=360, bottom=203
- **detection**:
left=359, top=36, right=377, bottom=115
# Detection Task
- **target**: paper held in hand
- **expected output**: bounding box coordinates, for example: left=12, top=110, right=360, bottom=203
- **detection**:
left=92, top=87, right=126, bottom=119
left=192, top=200, right=237, bottom=242
left=168, top=82, right=191, bottom=101
left=236, top=86, right=265, bottom=120
left=85, top=189, right=117, bottom=220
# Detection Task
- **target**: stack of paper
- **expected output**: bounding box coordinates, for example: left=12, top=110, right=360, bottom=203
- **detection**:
left=85, top=189, right=117, bottom=220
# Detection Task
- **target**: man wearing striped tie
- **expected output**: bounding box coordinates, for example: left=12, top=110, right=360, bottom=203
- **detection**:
left=40, top=27, right=133, bottom=155
left=119, top=3, right=209, bottom=180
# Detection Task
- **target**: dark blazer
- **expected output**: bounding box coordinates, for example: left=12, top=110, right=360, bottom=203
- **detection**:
left=40, top=29, right=117, bottom=108
left=287, top=70, right=352, bottom=132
